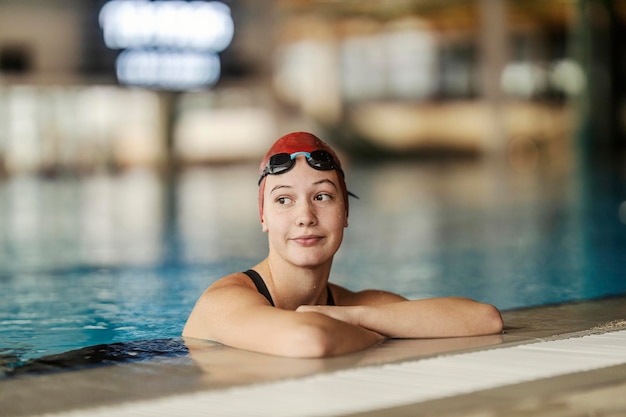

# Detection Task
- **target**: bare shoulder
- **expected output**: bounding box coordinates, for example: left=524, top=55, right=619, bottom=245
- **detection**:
left=183, top=272, right=272, bottom=339
left=192, top=271, right=272, bottom=309
left=329, top=283, right=407, bottom=306
left=209, top=271, right=257, bottom=292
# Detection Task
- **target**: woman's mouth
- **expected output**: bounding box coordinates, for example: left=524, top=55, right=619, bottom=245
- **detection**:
left=292, top=235, right=324, bottom=246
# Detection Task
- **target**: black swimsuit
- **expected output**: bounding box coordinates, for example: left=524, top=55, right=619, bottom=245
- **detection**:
left=243, top=269, right=335, bottom=307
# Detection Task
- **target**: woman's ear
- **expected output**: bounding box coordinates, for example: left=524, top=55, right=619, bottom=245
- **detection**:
left=261, top=215, right=268, bottom=233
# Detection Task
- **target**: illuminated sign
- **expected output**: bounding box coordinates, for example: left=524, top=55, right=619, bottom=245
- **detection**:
left=99, top=0, right=234, bottom=90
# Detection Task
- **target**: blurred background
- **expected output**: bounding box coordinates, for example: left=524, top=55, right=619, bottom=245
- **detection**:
left=2, top=0, right=626, bottom=361
left=2, top=0, right=625, bottom=174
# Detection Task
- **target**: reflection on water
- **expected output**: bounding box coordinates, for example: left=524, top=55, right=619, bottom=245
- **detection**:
left=1, top=157, right=625, bottom=363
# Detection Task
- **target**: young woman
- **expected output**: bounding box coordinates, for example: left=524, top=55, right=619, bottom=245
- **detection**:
left=183, top=132, right=503, bottom=357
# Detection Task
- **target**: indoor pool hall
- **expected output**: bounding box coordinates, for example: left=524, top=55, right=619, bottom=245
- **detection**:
left=1, top=1, right=626, bottom=416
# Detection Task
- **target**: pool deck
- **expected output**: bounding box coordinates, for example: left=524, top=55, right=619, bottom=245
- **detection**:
left=2, top=295, right=626, bottom=417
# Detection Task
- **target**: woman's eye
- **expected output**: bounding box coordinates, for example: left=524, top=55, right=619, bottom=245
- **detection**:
left=277, top=196, right=292, bottom=205
left=315, top=193, right=332, bottom=202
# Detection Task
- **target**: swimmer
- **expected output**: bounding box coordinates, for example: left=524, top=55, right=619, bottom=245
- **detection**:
left=183, top=132, right=503, bottom=358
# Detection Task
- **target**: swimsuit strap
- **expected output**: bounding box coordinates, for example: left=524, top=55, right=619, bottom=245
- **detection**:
left=243, top=269, right=274, bottom=306
left=243, top=270, right=336, bottom=307
left=326, top=285, right=335, bottom=306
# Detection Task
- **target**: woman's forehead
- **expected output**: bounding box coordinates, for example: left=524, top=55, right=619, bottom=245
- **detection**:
left=265, top=163, right=340, bottom=191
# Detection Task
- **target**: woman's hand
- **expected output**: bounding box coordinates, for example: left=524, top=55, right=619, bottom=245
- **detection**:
left=296, top=305, right=363, bottom=327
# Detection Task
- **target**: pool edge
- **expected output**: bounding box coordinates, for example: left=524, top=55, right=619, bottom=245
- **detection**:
left=2, top=295, right=626, bottom=417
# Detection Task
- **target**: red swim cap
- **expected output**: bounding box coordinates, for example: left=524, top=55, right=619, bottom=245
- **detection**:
left=258, top=132, right=350, bottom=221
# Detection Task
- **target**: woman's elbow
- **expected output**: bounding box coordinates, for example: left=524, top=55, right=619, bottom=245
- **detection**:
left=478, top=303, right=504, bottom=335
left=282, top=325, right=335, bottom=358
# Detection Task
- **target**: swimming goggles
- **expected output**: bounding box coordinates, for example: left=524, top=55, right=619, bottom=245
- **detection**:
left=258, top=150, right=345, bottom=185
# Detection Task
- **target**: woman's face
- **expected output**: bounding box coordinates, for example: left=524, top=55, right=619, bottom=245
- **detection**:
left=261, top=156, right=348, bottom=269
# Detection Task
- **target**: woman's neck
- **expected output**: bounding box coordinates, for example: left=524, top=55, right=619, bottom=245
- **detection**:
left=254, top=257, right=333, bottom=309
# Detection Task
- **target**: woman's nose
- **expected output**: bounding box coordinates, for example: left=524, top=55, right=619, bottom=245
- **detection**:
left=296, top=200, right=317, bottom=226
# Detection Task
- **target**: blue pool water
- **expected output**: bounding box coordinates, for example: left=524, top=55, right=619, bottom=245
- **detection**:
left=1, top=155, right=626, bottom=376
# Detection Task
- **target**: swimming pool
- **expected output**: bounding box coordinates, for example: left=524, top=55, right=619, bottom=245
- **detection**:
left=1, top=155, right=625, bottom=377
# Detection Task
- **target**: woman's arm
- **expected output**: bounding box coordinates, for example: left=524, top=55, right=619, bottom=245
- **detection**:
left=183, top=279, right=385, bottom=358
left=297, top=294, right=503, bottom=338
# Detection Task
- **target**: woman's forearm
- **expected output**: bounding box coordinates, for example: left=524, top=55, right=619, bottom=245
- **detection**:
left=299, top=298, right=503, bottom=339
left=357, top=298, right=503, bottom=338
left=277, top=311, right=385, bottom=358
